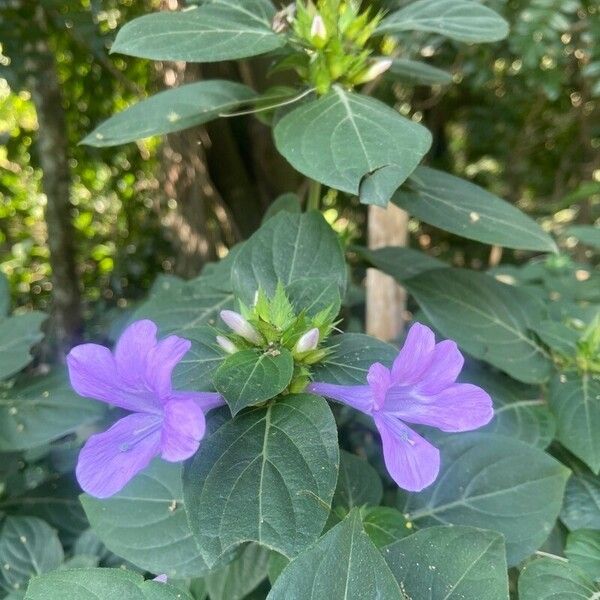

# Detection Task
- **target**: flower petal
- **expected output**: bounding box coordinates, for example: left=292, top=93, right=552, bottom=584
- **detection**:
left=114, top=320, right=158, bottom=387
left=306, top=382, right=373, bottom=414
left=160, top=397, right=206, bottom=462
left=374, top=414, right=440, bottom=492
left=391, top=323, right=436, bottom=385
left=385, top=383, right=493, bottom=432
left=145, top=335, right=192, bottom=399
left=418, top=340, right=464, bottom=394
left=168, top=390, right=225, bottom=413
left=76, top=413, right=162, bottom=498
left=367, top=362, right=392, bottom=410
left=67, top=343, right=157, bottom=412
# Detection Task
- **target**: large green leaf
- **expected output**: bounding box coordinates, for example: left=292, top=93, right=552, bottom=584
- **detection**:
left=565, top=529, right=600, bottom=581
left=550, top=372, right=600, bottom=474
left=362, top=507, right=411, bottom=548
left=388, top=58, right=453, bottom=85
left=24, top=569, right=192, bottom=600
left=286, top=278, right=341, bottom=318
left=274, top=87, right=431, bottom=206
left=382, top=526, right=508, bottom=599
left=567, top=225, right=600, bottom=249
left=82, top=81, right=256, bottom=147
left=81, top=460, right=209, bottom=579
left=399, top=433, right=570, bottom=565
left=312, top=333, right=397, bottom=385
left=267, top=510, right=401, bottom=599
left=0, top=312, right=46, bottom=381
left=406, top=268, right=553, bottom=383
left=205, top=544, right=269, bottom=600
left=0, top=273, right=9, bottom=317
left=0, top=517, right=64, bottom=595
left=213, top=348, right=294, bottom=415
left=518, top=558, right=600, bottom=600
left=561, top=470, right=600, bottom=531
left=184, top=394, right=339, bottom=567
left=0, top=375, right=104, bottom=451
left=377, top=0, right=509, bottom=43
left=393, top=167, right=557, bottom=252
left=111, top=0, right=284, bottom=62
left=465, top=368, right=555, bottom=448
left=333, top=450, right=382, bottom=509
left=352, top=245, right=445, bottom=281
left=231, top=211, right=346, bottom=306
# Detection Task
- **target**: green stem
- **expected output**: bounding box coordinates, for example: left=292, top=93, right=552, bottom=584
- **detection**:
left=307, top=180, right=322, bottom=212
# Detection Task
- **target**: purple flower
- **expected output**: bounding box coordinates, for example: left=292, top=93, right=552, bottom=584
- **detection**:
left=307, top=323, right=493, bottom=492
left=67, top=320, right=224, bottom=499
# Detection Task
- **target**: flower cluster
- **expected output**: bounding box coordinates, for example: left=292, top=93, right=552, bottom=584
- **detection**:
left=68, top=318, right=492, bottom=498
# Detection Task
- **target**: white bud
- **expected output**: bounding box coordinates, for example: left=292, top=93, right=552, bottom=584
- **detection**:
left=310, top=15, right=327, bottom=40
left=357, top=58, right=393, bottom=84
left=295, top=328, right=320, bottom=353
left=216, top=335, right=238, bottom=355
left=220, top=310, right=263, bottom=345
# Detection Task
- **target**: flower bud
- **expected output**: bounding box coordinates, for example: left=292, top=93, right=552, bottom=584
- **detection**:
left=216, top=335, right=238, bottom=355
left=295, top=328, right=320, bottom=353
left=354, top=58, right=393, bottom=85
left=220, top=310, right=263, bottom=345
left=310, top=15, right=327, bottom=41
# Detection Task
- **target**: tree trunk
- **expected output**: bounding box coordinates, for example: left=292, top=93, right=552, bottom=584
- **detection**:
left=366, top=204, right=410, bottom=341
left=27, top=9, right=82, bottom=356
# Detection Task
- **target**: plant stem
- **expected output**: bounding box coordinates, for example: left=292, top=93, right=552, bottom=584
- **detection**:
left=307, top=180, right=322, bottom=212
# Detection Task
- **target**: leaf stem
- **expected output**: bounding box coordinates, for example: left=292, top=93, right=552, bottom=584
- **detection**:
left=307, top=180, right=322, bottom=212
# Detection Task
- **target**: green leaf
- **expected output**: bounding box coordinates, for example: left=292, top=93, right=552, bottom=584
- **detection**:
left=399, top=433, right=570, bottom=565
left=393, top=167, right=557, bottom=252
left=81, top=460, right=209, bottom=579
left=382, top=526, right=509, bottom=599
left=465, top=368, right=556, bottom=448
left=111, top=0, right=285, bottom=62
left=561, top=470, right=600, bottom=531
left=566, top=529, right=600, bottom=581
left=206, top=544, right=269, bottom=600
left=132, top=275, right=234, bottom=337
left=333, top=451, right=382, bottom=509
left=184, top=394, right=339, bottom=567
left=377, top=0, right=509, bottom=43
left=286, top=278, right=341, bottom=318
left=550, top=373, right=600, bottom=474
left=262, top=193, right=302, bottom=223
left=388, top=58, right=453, bottom=85
left=267, top=510, right=401, bottom=599
left=0, top=517, right=64, bottom=595
left=352, top=245, right=445, bottom=281
left=0, top=272, right=9, bottom=317
left=0, top=312, right=46, bottom=381
left=534, top=321, right=580, bottom=356
left=214, top=348, right=294, bottom=415
left=518, top=558, right=600, bottom=600
left=406, top=268, right=553, bottom=383
left=274, top=87, right=431, bottom=206
left=0, top=375, right=104, bottom=451
left=362, top=507, right=411, bottom=548
left=567, top=225, right=600, bottom=249
left=231, top=212, right=346, bottom=306
left=25, top=568, right=193, bottom=600
left=82, top=81, right=256, bottom=147
left=312, top=333, right=397, bottom=385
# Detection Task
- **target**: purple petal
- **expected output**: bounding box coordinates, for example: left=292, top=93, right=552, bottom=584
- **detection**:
left=114, top=320, right=158, bottom=388
left=168, top=390, right=226, bottom=413
left=76, top=413, right=162, bottom=498
left=367, top=363, right=392, bottom=410
left=160, top=397, right=206, bottom=462
left=153, top=575, right=168, bottom=583
left=374, top=414, right=440, bottom=492
left=418, top=340, right=464, bottom=394
left=306, top=382, right=373, bottom=414
left=391, top=323, right=436, bottom=384
left=67, top=343, right=157, bottom=412
left=385, top=383, right=493, bottom=432
left=145, top=335, right=192, bottom=399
